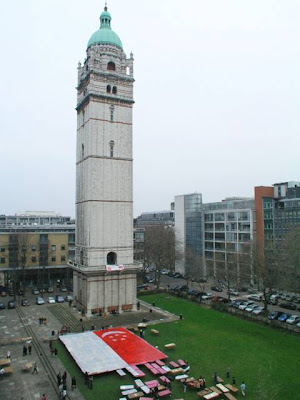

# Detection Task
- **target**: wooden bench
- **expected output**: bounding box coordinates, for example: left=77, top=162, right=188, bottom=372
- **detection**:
left=116, top=369, right=126, bottom=377
left=164, top=343, right=176, bottom=349
left=158, top=389, right=172, bottom=397
left=225, top=384, right=238, bottom=393
left=170, top=361, right=179, bottom=368
left=224, top=393, right=237, bottom=400
left=197, top=389, right=212, bottom=397
left=216, top=383, right=229, bottom=393
left=151, top=329, right=159, bottom=335
left=178, top=359, right=187, bottom=367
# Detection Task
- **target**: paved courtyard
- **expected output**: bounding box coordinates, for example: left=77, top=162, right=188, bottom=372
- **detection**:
left=0, top=293, right=178, bottom=400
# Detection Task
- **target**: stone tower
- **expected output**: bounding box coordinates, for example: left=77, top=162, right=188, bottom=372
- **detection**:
left=72, top=6, right=139, bottom=317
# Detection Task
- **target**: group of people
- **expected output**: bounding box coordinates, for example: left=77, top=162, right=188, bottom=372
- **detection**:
left=57, top=370, right=77, bottom=399
left=38, top=317, right=47, bottom=325
left=22, top=344, right=32, bottom=356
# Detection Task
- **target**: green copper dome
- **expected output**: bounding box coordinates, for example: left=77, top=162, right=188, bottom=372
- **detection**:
left=87, top=6, right=123, bottom=50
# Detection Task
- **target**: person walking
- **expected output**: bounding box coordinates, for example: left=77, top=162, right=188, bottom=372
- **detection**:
left=62, top=371, right=67, bottom=387
left=84, top=371, right=89, bottom=386
left=32, top=361, right=38, bottom=374
left=62, top=388, right=67, bottom=400
left=23, top=345, right=27, bottom=356
left=57, top=372, right=62, bottom=387
left=28, top=344, right=32, bottom=355
left=240, top=381, right=246, bottom=397
left=71, top=376, right=77, bottom=390
left=7, top=350, right=11, bottom=359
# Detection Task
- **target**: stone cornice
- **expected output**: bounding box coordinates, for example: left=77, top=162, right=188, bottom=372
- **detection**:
left=76, top=92, right=134, bottom=111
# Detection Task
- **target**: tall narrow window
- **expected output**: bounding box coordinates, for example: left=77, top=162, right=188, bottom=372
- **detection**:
left=109, top=105, right=114, bottom=122
left=112, top=86, right=117, bottom=94
left=82, top=144, right=84, bottom=159
left=109, top=140, right=115, bottom=157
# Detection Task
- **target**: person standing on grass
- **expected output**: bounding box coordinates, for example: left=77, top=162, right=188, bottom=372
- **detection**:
left=84, top=371, right=89, bottom=385
left=232, top=377, right=236, bottom=385
left=214, top=372, right=218, bottom=384
left=240, top=381, right=246, bottom=396
left=89, top=375, right=93, bottom=389
left=182, top=379, right=187, bottom=393
left=226, top=366, right=230, bottom=378
left=54, top=348, right=58, bottom=357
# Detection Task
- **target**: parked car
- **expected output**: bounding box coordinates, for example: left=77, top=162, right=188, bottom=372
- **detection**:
left=137, top=283, right=148, bottom=290
left=56, top=295, right=64, bottom=303
left=277, top=313, right=291, bottom=322
left=245, top=304, right=258, bottom=312
left=8, top=290, right=15, bottom=297
left=202, top=292, right=213, bottom=300
left=47, top=287, right=54, bottom=293
left=279, top=302, right=297, bottom=311
left=1, top=291, right=8, bottom=297
left=48, top=296, right=56, bottom=304
left=65, top=295, right=73, bottom=302
left=268, top=311, right=283, bottom=320
left=21, top=299, right=30, bottom=306
left=230, top=300, right=242, bottom=308
left=286, top=315, right=300, bottom=325
left=36, top=297, right=45, bottom=305
left=211, top=286, right=222, bottom=292
left=0, top=302, right=6, bottom=309
left=32, top=288, right=40, bottom=295
left=252, top=306, right=264, bottom=315
left=8, top=301, right=16, bottom=309
left=239, top=301, right=253, bottom=311
left=160, top=269, right=169, bottom=275
left=248, top=294, right=263, bottom=301
left=228, top=289, right=239, bottom=296
left=60, top=286, right=68, bottom=292
left=174, top=273, right=183, bottom=279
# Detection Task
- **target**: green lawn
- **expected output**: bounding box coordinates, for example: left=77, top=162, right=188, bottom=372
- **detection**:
left=56, top=294, right=300, bottom=399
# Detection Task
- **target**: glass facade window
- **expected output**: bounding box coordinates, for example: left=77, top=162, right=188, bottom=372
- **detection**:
left=227, top=212, right=237, bottom=221
left=215, top=213, right=225, bottom=221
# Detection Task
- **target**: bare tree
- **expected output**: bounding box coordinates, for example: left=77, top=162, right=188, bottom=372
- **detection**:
left=18, top=234, right=35, bottom=296
left=184, top=248, right=205, bottom=286
left=280, top=227, right=300, bottom=294
left=144, top=225, right=182, bottom=289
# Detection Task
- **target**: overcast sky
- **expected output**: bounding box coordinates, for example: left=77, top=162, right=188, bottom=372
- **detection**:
left=0, top=0, right=299, bottom=218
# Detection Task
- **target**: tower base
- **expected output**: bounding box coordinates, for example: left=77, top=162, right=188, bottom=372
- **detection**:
left=71, top=263, right=140, bottom=317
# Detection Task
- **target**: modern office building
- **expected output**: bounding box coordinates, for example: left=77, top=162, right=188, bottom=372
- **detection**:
left=71, top=6, right=139, bottom=316
left=175, top=193, right=256, bottom=280
left=0, top=211, right=73, bottom=227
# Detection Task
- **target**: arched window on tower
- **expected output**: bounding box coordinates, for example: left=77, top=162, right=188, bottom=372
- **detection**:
left=107, top=252, right=117, bottom=265
left=107, top=85, right=111, bottom=93
left=112, top=86, right=117, bottom=94
left=109, top=140, right=115, bottom=157
left=109, top=105, right=115, bottom=122
left=107, top=61, right=115, bottom=71
left=81, top=144, right=84, bottom=159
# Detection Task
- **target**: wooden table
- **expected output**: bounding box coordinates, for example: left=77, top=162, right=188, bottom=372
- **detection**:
left=128, top=391, right=143, bottom=399
left=21, top=362, right=33, bottom=372
left=203, top=392, right=219, bottom=399
left=0, top=359, right=10, bottom=367
left=209, top=386, right=222, bottom=394
left=216, top=383, right=229, bottom=393
left=225, top=384, right=239, bottom=393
